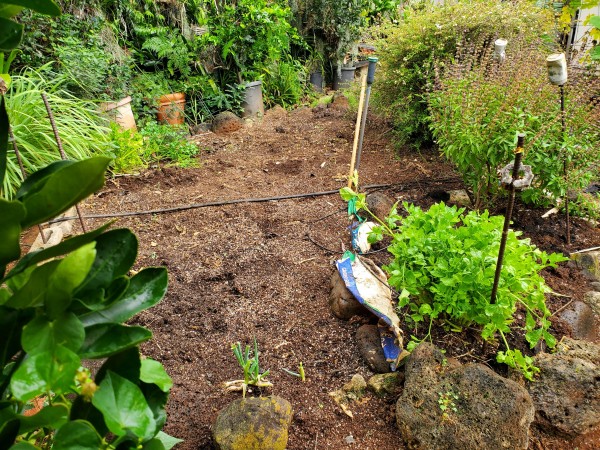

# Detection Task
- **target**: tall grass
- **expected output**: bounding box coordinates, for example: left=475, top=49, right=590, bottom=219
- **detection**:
left=3, top=67, right=111, bottom=198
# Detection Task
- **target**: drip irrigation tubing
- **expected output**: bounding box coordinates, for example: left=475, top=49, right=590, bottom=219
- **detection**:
left=48, top=177, right=461, bottom=224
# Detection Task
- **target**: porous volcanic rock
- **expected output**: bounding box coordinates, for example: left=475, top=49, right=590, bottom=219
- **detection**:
left=529, top=338, right=600, bottom=438
left=570, top=250, right=600, bottom=281
left=396, top=343, right=534, bottom=450
left=213, top=396, right=292, bottom=450
left=211, top=111, right=243, bottom=134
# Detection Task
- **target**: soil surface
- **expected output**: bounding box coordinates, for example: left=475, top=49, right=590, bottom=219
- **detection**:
left=79, top=103, right=600, bottom=449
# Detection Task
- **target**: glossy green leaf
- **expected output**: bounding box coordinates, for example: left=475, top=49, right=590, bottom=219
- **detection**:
left=142, top=439, right=166, bottom=450
left=0, top=419, right=19, bottom=449
left=155, top=431, right=184, bottom=450
left=22, top=312, right=85, bottom=354
left=15, top=160, right=74, bottom=200
left=95, top=347, right=141, bottom=385
left=0, top=5, right=23, bottom=19
left=69, top=397, right=108, bottom=437
left=80, top=324, right=152, bottom=359
left=76, top=229, right=138, bottom=296
left=92, top=371, right=156, bottom=439
left=5, top=260, right=60, bottom=309
left=0, top=18, right=22, bottom=52
left=3, top=0, right=60, bottom=16
left=140, top=359, right=172, bottom=393
left=0, top=200, right=25, bottom=272
left=45, top=242, right=96, bottom=318
left=9, top=443, right=39, bottom=450
left=20, top=157, right=110, bottom=229
left=53, top=420, right=102, bottom=450
left=10, top=345, right=80, bottom=402
left=81, top=268, right=168, bottom=327
left=140, top=382, right=168, bottom=435
left=6, top=222, right=111, bottom=281
left=18, top=404, right=68, bottom=434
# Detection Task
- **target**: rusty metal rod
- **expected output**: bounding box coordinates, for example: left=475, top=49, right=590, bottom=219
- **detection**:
left=490, top=133, right=525, bottom=304
left=9, top=126, right=46, bottom=244
left=41, top=92, right=87, bottom=233
left=560, top=84, right=570, bottom=245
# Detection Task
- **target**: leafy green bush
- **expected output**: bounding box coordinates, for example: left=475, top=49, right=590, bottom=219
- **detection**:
left=261, top=59, right=306, bottom=109
left=428, top=38, right=600, bottom=208
left=108, top=123, right=145, bottom=174
left=342, top=187, right=567, bottom=379
left=0, top=109, right=178, bottom=449
left=373, top=0, right=553, bottom=148
left=140, top=122, right=201, bottom=168
left=3, top=67, right=110, bottom=198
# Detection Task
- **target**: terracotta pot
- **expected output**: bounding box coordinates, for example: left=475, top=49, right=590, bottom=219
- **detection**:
left=100, top=96, right=137, bottom=131
left=157, top=92, right=186, bottom=125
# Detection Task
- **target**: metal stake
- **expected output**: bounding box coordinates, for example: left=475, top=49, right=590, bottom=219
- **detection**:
left=560, top=84, right=570, bottom=245
left=490, top=134, right=525, bottom=304
left=354, top=57, right=378, bottom=174
left=41, top=93, right=87, bottom=232
left=9, top=126, right=46, bottom=243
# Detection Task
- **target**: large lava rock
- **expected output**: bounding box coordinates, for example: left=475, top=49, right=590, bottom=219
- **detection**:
left=213, top=396, right=292, bottom=450
left=396, top=343, right=534, bottom=450
left=528, top=338, right=600, bottom=437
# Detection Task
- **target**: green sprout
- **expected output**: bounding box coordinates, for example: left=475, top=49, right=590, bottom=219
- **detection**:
left=225, top=339, right=272, bottom=397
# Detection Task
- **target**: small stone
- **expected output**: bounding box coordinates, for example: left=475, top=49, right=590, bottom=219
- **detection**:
left=447, top=189, right=472, bottom=208
left=366, top=191, right=396, bottom=220
left=211, top=111, right=243, bottom=134
left=29, top=226, right=64, bottom=253
left=590, top=281, right=600, bottom=292
left=558, top=300, right=599, bottom=341
left=345, top=434, right=355, bottom=444
left=583, top=291, right=600, bottom=316
left=329, top=270, right=368, bottom=320
left=342, top=374, right=366, bottom=398
left=356, top=324, right=391, bottom=373
left=367, top=372, right=404, bottom=397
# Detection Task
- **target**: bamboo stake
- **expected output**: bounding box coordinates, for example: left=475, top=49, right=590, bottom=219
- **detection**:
left=347, top=68, right=368, bottom=188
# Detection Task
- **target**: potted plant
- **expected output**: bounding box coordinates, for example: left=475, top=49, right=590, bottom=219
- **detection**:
left=306, top=43, right=326, bottom=92
left=132, top=72, right=187, bottom=126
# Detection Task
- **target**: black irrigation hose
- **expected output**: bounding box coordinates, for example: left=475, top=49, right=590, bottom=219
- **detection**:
left=48, top=183, right=395, bottom=224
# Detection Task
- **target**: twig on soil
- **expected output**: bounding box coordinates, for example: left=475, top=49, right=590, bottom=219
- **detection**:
left=551, top=299, right=574, bottom=317
left=314, top=432, right=319, bottom=450
left=297, top=256, right=317, bottom=264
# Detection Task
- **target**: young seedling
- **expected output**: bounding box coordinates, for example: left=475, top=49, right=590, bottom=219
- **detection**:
left=282, top=362, right=306, bottom=382
left=225, top=339, right=272, bottom=397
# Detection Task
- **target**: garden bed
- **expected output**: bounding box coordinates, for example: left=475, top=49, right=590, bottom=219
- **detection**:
left=79, top=105, right=599, bottom=449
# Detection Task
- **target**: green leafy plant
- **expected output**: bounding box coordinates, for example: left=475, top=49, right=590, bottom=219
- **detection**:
left=428, top=36, right=600, bottom=209
left=107, top=123, right=145, bottom=174
left=261, top=58, right=306, bottom=109
left=341, top=187, right=568, bottom=380
left=140, top=122, right=201, bottom=168
left=438, top=390, right=459, bottom=421
left=373, top=0, right=553, bottom=148
left=3, top=67, right=110, bottom=199
left=0, top=118, right=180, bottom=449
left=225, top=340, right=272, bottom=397
left=0, top=3, right=179, bottom=447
